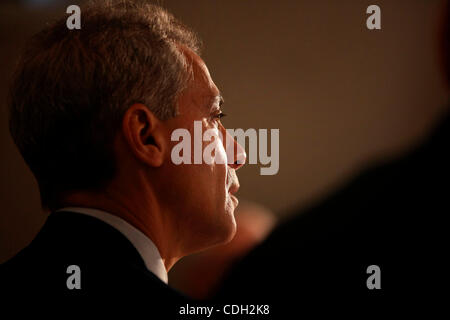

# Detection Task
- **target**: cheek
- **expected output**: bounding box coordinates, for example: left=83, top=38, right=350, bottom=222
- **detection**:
left=214, top=140, right=228, bottom=166
left=202, top=126, right=228, bottom=166
left=201, top=131, right=229, bottom=204
left=205, top=131, right=228, bottom=190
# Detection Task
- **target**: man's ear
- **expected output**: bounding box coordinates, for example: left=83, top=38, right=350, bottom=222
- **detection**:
left=121, top=103, right=166, bottom=167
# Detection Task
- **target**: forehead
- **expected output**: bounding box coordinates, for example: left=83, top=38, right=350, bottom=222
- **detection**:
left=181, top=47, right=220, bottom=108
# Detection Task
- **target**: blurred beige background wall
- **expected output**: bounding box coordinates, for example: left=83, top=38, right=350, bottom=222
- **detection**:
left=1, top=0, right=448, bottom=263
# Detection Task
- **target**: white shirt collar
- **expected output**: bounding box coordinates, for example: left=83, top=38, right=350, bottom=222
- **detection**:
left=56, top=207, right=168, bottom=284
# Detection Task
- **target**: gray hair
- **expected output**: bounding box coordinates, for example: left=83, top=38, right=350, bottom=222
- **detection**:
left=9, top=0, right=201, bottom=209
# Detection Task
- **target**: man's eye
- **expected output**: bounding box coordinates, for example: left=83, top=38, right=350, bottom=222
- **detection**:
left=214, top=112, right=227, bottom=120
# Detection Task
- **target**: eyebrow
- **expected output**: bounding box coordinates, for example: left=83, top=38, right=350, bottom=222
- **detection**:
left=208, top=95, right=224, bottom=109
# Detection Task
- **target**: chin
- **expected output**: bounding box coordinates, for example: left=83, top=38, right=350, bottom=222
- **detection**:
left=201, top=211, right=237, bottom=252
left=218, top=216, right=237, bottom=245
left=189, top=222, right=236, bottom=255
left=213, top=205, right=238, bottom=246
left=188, top=200, right=237, bottom=254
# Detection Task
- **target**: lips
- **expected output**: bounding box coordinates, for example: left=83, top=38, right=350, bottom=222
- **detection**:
left=227, top=169, right=240, bottom=195
left=227, top=170, right=240, bottom=208
left=230, top=194, right=239, bottom=206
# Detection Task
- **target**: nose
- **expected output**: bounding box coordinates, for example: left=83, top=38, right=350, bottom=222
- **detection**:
left=222, top=126, right=246, bottom=170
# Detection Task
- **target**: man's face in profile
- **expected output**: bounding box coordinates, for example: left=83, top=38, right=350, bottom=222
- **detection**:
left=157, top=48, right=246, bottom=252
left=5, top=0, right=248, bottom=275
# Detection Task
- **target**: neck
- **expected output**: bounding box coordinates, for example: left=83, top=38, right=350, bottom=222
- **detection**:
left=61, top=184, right=182, bottom=271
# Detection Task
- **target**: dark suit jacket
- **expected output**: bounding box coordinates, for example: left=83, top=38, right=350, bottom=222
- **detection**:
left=1, top=211, right=188, bottom=316
left=216, top=112, right=450, bottom=316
